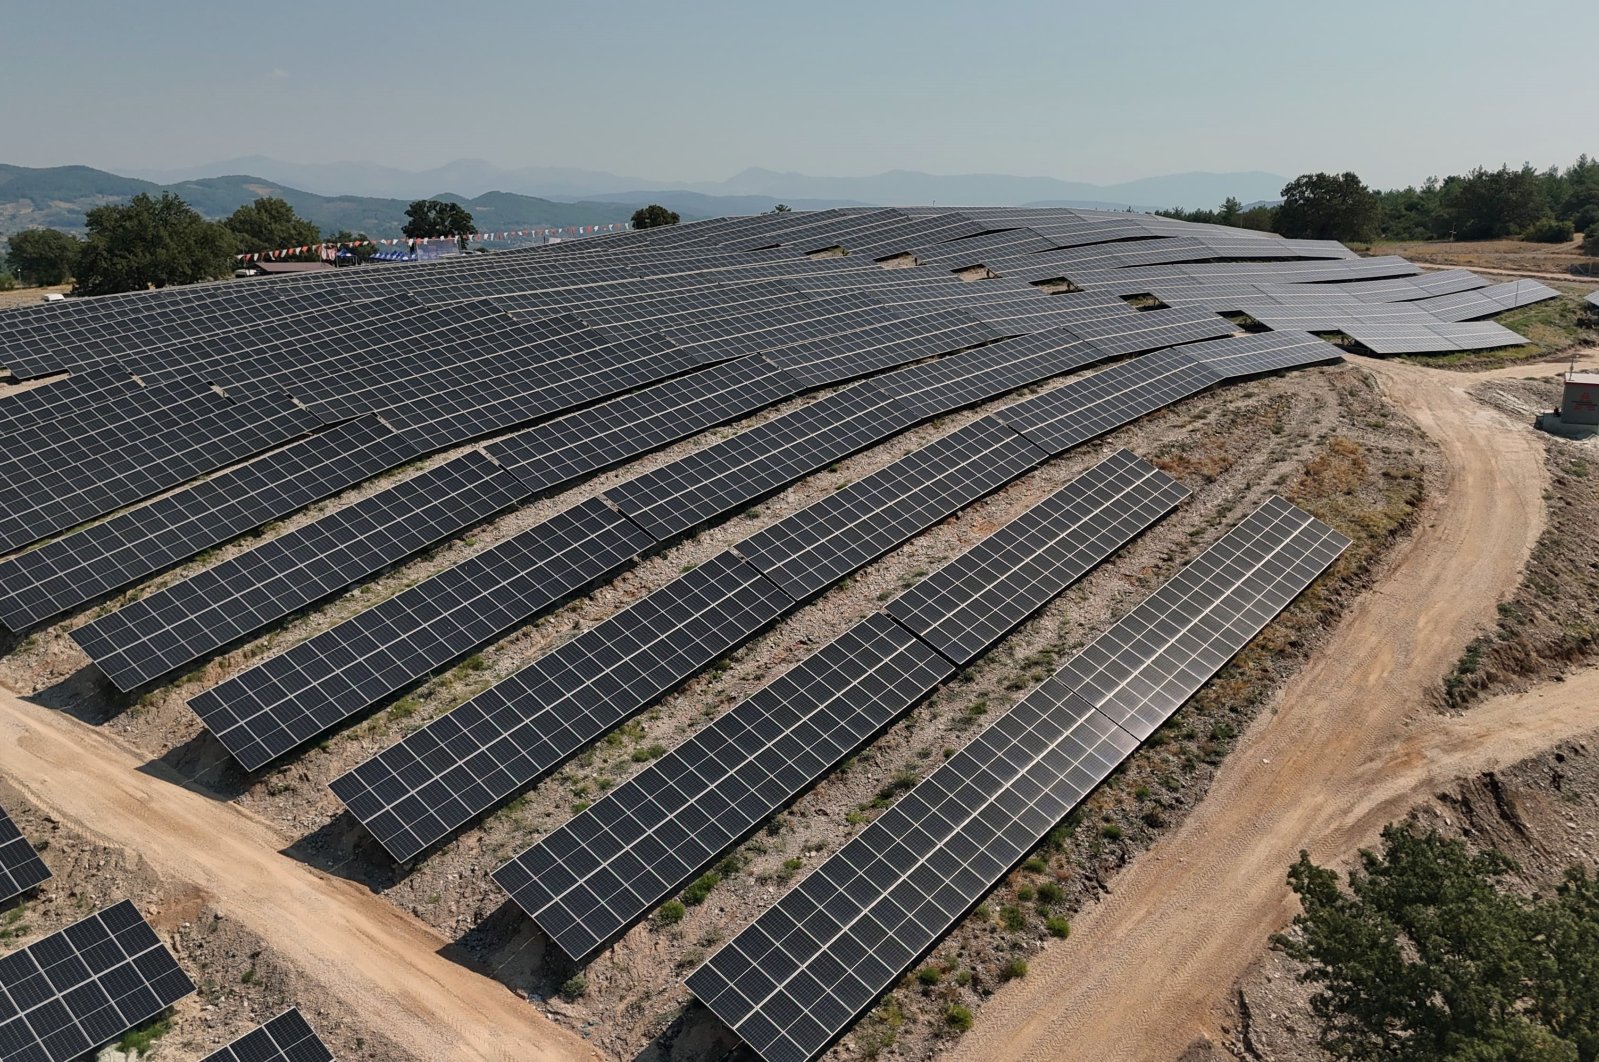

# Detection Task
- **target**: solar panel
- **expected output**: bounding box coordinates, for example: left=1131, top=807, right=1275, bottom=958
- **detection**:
left=0, top=417, right=416, bottom=633
left=197, top=1008, right=333, bottom=1062
left=687, top=499, right=1348, bottom=1062
left=0, top=366, right=143, bottom=440
left=605, top=384, right=922, bottom=541
left=0, top=803, right=50, bottom=903
left=734, top=416, right=1047, bottom=600
left=497, top=450, right=1183, bottom=962
left=183, top=496, right=653, bottom=770
left=73, top=449, right=531, bottom=693
left=0, top=392, right=326, bottom=555
left=0, top=900, right=194, bottom=1062
left=485, top=357, right=804, bottom=494
left=888, top=449, right=1189, bottom=663
left=329, top=552, right=795, bottom=862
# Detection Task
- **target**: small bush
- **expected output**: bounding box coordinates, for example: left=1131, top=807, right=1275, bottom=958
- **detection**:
left=1046, top=915, right=1071, bottom=938
left=682, top=871, right=721, bottom=906
left=1524, top=216, right=1575, bottom=243
left=1022, top=856, right=1047, bottom=873
left=1002, top=957, right=1029, bottom=981
left=559, top=975, right=587, bottom=1000
left=1036, top=882, right=1063, bottom=904
left=630, top=743, right=667, bottom=762
left=1016, top=886, right=1035, bottom=902
left=916, top=965, right=942, bottom=986
left=945, top=1003, right=974, bottom=1031
left=116, top=1015, right=172, bottom=1054
left=1000, top=905, right=1026, bottom=931
left=1101, top=823, right=1124, bottom=841
left=656, top=899, right=686, bottom=925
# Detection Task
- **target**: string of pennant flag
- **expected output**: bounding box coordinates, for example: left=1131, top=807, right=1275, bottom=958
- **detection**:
left=235, top=222, right=632, bottom=262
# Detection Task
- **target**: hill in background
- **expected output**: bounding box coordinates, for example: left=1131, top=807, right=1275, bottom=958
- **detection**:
left=0, top=163, right=656, bottom=237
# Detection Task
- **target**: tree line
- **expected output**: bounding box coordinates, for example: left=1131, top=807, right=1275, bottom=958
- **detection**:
left=1, top=194, right=481, bottom=296
left=1159, top=156, right=1599, bottom=253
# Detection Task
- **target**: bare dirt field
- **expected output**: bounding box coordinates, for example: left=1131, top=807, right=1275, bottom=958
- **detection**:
left=951, top=355, right=1599, bottom=1062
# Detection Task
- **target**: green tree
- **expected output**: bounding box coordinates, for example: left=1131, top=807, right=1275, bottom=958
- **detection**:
left=1273, top=172, right=1378, bottom=242
left=4, top=228, right=82, bottom=285
left=401, top=199, right=475, bottom=248
left=1437, top=165, right=1549, bottom=240
left=223, top=197, right=321, bottom=257
left=326, top=229, right=377, bottom=262
left=771, top=203, right=792, bottom=213
left=1217, top=196, right=1242, bottom=226
left=1279, top=825, right=1599, bottom=1061
left=631, top=204, right=681, bottom=229
left=73, top=192, right=236, bottom=296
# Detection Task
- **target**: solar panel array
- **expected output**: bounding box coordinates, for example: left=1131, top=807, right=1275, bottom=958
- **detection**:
left=0, top=803, right=50, bottom=904
left=687, top=498, right=1350, bottom=1062
left=326, top=329, right=1295, bottom=861
left=496, top=450, right=1187, bottom=962
left=198, top=1009, right=334, bottom=1062
left=0, top=900, right=194, bottom=1062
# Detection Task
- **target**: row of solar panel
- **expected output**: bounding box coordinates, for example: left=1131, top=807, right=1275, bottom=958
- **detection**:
left=497, top=449, right=1190, bottom=963
left=687, top=497, right=1352, bottom=1062
left=138, top=318, right=1276, bottom=778
left=326, top=330, right=1340, bottom=864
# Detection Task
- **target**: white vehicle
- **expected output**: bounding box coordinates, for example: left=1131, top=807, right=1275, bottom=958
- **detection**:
left=40, top=292, right=66, bottom=302
left=233, top=268, right=260, bottom=278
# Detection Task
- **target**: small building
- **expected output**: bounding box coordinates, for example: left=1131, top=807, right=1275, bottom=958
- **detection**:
left=1562, top=371, right=1599, bottom=427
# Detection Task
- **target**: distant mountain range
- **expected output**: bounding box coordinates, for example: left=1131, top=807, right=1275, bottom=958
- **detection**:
left=124, top=158, right=1290, bottom=213
left=0, top=164, right=653, bottom=238
left=1, top=158, right=1291, bottom=239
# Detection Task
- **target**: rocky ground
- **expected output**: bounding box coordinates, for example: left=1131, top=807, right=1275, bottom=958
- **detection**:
left=0, top=356, right=1437, bottom=1062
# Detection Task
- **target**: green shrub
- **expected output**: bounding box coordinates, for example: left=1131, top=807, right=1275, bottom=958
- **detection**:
left=1101, top=823, right=1124, bottom=841
left=630, top=743, right=667, bottom=762
left=116, top=1015, right=172, bottom=1054
left=1000, top=905, right=1026, bottom=931
left=916, top=965, right=942, bottom=986
left=559, top=975, right=587, bottom=1000
left=681, top=871, right=721, bottom=906
left=1046, top=915, right=1071, bottom=938
left=945, top=1003, right=974, bottom=1031
left=1524, top=216, right=1575, bottom=243
left=1036, top=882, right=1064, bottom=904
left=656, top=899, right=686, bottom=925
left=1002, top=957, right=1029, bottom=981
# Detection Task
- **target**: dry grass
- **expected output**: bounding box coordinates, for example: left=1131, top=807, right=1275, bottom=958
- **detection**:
left=1368, top=237, right=1597, bottom=279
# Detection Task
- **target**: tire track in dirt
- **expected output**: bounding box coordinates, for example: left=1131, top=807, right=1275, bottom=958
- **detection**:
left=0, top=687, right=598, bottom=1062
left=951, top=356, right=1562, bottom=1062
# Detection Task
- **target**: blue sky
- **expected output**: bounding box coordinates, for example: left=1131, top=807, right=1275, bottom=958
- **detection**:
left=3, top=0, right=1592, bottom=186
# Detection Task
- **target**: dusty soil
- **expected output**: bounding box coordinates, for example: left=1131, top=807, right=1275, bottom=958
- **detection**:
left=0, top=354, right=1436, bottom=1061
left=0, top=687, right=597, bottom=1062
left=1225, top=703, right=1599, bottom=1062
left=948, top=356, right=1568, bottom=1062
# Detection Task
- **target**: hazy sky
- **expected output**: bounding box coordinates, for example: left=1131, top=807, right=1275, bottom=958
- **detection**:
left=4, top=0, right=1592, bottom=187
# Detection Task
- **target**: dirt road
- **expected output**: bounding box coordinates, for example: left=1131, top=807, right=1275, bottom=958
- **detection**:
left=0, top=687, right=597, bottom=1062
left=953, top=355, right=1575, bottom=1062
